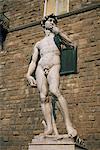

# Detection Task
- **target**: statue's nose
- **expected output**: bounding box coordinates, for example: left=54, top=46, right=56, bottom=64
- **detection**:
left=51, top=21, right=54, bottom=25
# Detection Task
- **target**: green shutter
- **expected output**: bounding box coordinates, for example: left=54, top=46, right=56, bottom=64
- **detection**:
left=60, top=46, right=77, bottom=75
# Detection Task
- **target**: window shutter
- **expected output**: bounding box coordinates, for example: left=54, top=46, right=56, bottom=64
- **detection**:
left=60, top=46, right=77, bottom=75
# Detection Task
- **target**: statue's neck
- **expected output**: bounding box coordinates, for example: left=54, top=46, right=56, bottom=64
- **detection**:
left=45, top=29, right=54, bottom=37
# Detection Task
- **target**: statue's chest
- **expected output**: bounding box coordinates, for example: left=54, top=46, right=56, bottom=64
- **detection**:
left=40, top=36, right=56, bottom=49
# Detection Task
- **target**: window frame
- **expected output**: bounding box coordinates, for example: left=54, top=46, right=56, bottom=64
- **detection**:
left=43, top=0, right=69, bottom=16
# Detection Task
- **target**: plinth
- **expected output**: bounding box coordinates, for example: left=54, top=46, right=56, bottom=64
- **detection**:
left=29, top=134, right=87, bottom=150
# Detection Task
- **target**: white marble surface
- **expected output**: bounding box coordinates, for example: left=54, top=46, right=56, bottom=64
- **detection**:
left=29, top=135, right=87, bottom=150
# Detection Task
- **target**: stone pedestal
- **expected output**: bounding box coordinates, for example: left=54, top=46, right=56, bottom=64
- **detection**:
left=29, top=135, right=87, bottom=150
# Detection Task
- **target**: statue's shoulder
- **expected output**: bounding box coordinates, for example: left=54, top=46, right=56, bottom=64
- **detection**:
left=34, top=41, right=41, bottom=48
left=34, top=37, right=45, bottom=49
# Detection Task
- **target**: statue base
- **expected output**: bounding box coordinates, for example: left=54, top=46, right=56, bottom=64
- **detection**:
left=28, top=134, right=87, bottom=150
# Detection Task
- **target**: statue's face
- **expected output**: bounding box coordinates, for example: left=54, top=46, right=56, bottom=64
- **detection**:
left=45, top=17, right=56, bottom=29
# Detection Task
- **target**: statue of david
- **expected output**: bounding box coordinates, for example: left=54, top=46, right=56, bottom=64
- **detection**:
left=26, top=14, right=77, bottom=138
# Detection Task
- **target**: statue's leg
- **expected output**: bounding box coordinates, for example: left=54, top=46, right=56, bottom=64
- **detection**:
left=36, top=66, right=53, bottom=135
left=48, top=65, right=77, bottom=138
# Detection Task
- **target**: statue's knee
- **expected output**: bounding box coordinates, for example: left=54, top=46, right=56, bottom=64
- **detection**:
left=50, top=87, right=60, bottom=97
left=41, top=98, right=46, bottom=103
left=40, top=93, right=49, bottom=103
left=40, top=93, right=46, bottom=102
left=40, top=93, right=45, bottom=99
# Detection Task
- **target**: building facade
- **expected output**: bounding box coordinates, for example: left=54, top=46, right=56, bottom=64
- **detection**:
left=0, top=0, right=100, bottom=150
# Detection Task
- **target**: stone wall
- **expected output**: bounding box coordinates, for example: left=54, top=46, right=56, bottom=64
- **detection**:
left=0, top=0, right=99, bottom=28
left=70, top=0, right=100, bottom=10
left=0, top=0, right=44, bottom=28
left=0, top=1, right=100, bottom=150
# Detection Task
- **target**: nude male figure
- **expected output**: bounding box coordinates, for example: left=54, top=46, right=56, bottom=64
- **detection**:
left=26, top=14, right=77, bottom=138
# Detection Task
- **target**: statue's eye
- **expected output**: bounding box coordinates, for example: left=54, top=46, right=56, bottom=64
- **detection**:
left=49, top=19, right=54, bottom=22
left=50, top=19, right=52, bottom=22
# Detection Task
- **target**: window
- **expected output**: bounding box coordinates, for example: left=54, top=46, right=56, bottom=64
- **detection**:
left=44, top=0, right=69, bottom=16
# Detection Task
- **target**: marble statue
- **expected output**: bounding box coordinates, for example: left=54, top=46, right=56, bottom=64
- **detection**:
left=26, top=14, right=77, bottom=138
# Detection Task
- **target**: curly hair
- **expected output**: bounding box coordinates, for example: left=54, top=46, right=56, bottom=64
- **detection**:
left=41, top=14, right=58, bottom=28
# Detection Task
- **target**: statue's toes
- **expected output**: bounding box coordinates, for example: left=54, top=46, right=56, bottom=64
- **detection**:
left=68, top=129, right=77, bottom=138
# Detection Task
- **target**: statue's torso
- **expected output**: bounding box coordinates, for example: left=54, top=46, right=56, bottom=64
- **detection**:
left=38, top=34, right=60, bottom=68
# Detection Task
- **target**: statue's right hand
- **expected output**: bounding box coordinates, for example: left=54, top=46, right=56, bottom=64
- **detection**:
left=26, top=75, right=37, bottom=87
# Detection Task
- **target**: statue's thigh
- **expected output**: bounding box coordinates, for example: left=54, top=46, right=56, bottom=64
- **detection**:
left=36, top=66, right=48, bottom=94
left=48, top=65, right=60, bottom=89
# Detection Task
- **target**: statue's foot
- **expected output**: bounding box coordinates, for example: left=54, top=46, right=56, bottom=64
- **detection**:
left=67, top=127, right=77, bottom=138
left=39, top=128, right=53, bottom=137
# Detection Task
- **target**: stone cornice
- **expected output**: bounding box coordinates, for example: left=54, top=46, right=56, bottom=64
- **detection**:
left=9, top=3, right=100, bottom=33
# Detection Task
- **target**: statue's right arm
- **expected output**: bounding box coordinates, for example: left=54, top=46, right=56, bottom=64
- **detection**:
left=26, top=42, right=39, bottom=87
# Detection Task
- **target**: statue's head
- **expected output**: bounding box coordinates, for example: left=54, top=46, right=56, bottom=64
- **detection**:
left=41, top=14, right=58, bottom=29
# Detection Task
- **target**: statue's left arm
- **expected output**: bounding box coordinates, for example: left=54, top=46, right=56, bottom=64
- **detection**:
left=51, top=26, right=76, bottom=47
